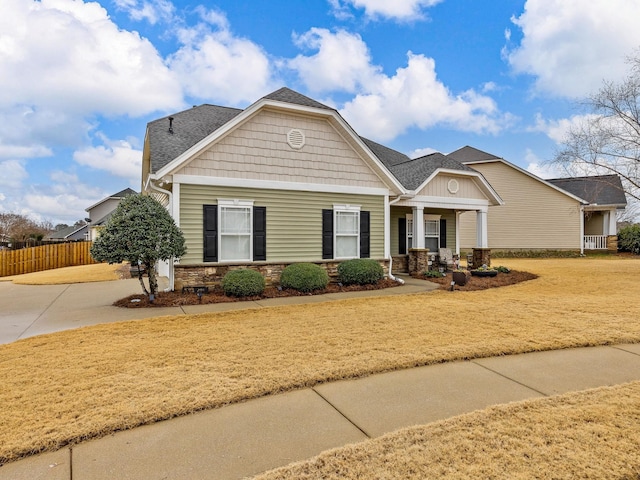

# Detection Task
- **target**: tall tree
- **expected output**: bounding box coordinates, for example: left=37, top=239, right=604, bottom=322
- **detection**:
left=554, top=52, right=640, bottom=205
left=90, top=194, right=186, bottom=296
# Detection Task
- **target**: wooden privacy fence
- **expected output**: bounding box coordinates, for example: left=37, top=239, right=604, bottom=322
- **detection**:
left=0, top=241, right=99, bottom=277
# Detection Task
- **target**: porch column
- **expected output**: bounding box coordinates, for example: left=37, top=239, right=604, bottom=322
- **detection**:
left=455, top=211, right=461, bottom=256
left=607, top=209, right=617, bottom=236
left=476, top=208, right=488, bottom=248
left=413, top=206, right=425, bottom=249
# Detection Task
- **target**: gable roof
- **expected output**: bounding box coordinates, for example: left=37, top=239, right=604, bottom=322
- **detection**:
left=448, top=146, right=590, bottom=205
left=45, top=224, right=87, bottom=240
left=548, top=175, right=627, bottom=207
left=362, top=138, right=476, bottom=190
left=147, top=105, right=243, bottom=174
left=85, top=188, right=137, bottom=212
left=447, top=145, right=501, bottom=163
left=262, top=87, right=334, bottom=110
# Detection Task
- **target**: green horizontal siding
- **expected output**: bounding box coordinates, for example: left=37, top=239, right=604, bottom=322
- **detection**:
left=180, top=184, right=385, bottom=264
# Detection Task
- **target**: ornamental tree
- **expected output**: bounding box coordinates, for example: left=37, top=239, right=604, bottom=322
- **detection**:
left=90, top=194, right=186, bottom=296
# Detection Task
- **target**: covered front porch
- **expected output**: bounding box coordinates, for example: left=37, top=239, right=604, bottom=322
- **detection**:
left=582, top=207, right=619, bottom=253
left=389, top=203, right=492, bottom=275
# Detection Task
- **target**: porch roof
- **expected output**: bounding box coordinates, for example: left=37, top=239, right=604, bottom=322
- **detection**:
left=548, top=175, right=627, bottom=208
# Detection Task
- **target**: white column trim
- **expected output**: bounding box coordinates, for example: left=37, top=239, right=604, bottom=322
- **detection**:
left=413, top=206, right=425, bottom=249
left=384, top=195, right=390, bottom=258
left=455, top=211, right=461, bottom=256
left=476, top=209, right=488, bottom=248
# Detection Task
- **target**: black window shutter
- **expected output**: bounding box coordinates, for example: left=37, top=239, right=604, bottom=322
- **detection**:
left=322, top=209, right=333, bottom=259
left=253, top=206, right=267, bottom=261
left=360, top=211, right=370, bottom=258
left=203, top=205, right=218, bottom=262
left=398, top=218, right=406, bottom=255
left=439, top=219, right=447, bottom=248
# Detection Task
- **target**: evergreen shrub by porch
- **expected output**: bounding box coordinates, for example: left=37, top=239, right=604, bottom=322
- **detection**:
left=337, top=259, right=384, bottom=285
left=221, top=269, right=265, bottom=297
left=618, top=224, right=640, bottom=254
left=280, top=263, right=329, bottom=292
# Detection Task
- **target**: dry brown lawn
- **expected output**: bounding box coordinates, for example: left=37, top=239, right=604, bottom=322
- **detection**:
left=4, top=262, right=124, bottom=285
left=254, top=382, right=640, bottom=479
left=0, top=257, right=639, bottom=468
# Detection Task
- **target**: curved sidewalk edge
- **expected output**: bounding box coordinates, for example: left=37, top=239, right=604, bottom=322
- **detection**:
left=2, top=343, right=640, bottom=480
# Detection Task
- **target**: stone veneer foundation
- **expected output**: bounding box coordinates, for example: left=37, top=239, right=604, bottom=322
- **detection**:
left=174, top=259, right=390, bottom=290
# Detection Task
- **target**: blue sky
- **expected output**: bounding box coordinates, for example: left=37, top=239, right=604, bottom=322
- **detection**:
left=2, top=0, right=640, bottom=224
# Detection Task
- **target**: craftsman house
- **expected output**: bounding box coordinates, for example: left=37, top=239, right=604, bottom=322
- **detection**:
left=449, top=146, right=627, bottom=254
left=141, top=88, right=503, bottom=289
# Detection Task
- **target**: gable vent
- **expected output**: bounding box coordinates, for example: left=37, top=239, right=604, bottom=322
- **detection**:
left=287, top=129, right=305, bottom=149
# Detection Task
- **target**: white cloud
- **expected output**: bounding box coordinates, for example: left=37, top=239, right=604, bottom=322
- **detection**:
left=289, top=28, right=380, bottom=93
left=409, top=147, right=438, bottom=159
left=530, top=113, right=598, bottom=144
left=506, top=0, right=640, bottom=98
left=0, top=0, right=182, bottom=117
left=73, top=134, right=142, bottom=182
left=0, top=160, right=28, bottom=189
left=167, top=7, right=275, bottom=105
left=339, top=52, right=512, bottom=141
left=113, top=0, right=175, bottom=25
left=331, top=0, right=443, bottom=20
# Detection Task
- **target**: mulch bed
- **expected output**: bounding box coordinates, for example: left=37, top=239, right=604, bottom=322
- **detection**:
left=114, top=279, right=401, bottom=308
left=115, top=270, right=538, bottom=307
left=420, top=270, right=538, bottom=291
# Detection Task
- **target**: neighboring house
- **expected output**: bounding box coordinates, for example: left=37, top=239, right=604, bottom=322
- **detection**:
left=85, top=188, right=137, bottom=240
left=142, top=88, right=503, bottom=290
left=449, top=146, right=627, bottom=254
left=45, top=224, right=88, bottom=241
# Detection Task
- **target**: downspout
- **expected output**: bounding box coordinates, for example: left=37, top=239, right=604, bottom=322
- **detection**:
left=580, top=205, right=585, bottom=256
left=387, top=194, right=413, bottom=284
left=148, top=178, right=175, bottom=291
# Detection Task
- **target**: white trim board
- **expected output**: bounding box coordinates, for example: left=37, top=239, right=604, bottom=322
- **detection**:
left=172, top=174, right=390, bottom=196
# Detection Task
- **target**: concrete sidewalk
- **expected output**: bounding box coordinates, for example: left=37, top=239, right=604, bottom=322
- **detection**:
left=2, top=344, right=640, bottom=480
left=0, top=275, right=436, bottom=344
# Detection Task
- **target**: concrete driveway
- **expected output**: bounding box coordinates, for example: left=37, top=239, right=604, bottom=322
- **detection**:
left=0, top=278, right=183, bottom=344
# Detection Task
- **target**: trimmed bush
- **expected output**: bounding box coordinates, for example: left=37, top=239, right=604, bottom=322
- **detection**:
left=338, top=258, right=384, bottom=285
left=618, top=224, right=640, bottom=254
left=221, top=269, right=265, bottom=297
left=280, top=263, right=329, bottom=292
left=494, top=265, right=511, bottom=273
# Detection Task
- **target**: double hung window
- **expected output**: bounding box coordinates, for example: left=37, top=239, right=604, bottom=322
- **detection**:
left=219, top=203, right=252, bottom=262
left=335, top=208, right=360, bottom=259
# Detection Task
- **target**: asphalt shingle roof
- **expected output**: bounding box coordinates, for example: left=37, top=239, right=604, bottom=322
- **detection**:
left=262, top=87, right=334, bottom=110
left=548, top=175, right=627, bottom=206
left=447, top=145, right=501, bottom=163
left=362, top=138, right=475, bottom=190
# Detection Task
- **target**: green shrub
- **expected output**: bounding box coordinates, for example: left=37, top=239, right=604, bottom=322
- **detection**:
left=337, top=259, right=384, bottom=285
left=494, top=265, right=511, bottom=273
left=280, top=263, right=329, bottom=292
left=221, top=269, right=265, bottom=297
left=423, top=270, right=445, bottom=278
left=618, top=224, right=640, bottom=254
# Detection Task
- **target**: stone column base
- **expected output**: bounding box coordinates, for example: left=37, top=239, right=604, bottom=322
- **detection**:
left=607, top=235, right=618, bottom=252
left=472, top=248, right=491, bottom=269
left=408, top=248, right=432, bottom=274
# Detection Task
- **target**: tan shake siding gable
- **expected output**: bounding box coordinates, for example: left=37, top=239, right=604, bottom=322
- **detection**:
left=458, top=162, right=581, bottom=250
left=179, top=184, right=385, bottom=264
left=176, top=109, right=390, bottom=190
left=414, top=175, right=485, bottom=200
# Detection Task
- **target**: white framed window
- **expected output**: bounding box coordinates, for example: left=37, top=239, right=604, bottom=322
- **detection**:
left=424, top=216, right=440, bottom=252
left=334, top=204, right=360, bottom=259
left=406, top=213, right=440, bottom=251
left=218, top=199, right=253, bottom=262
